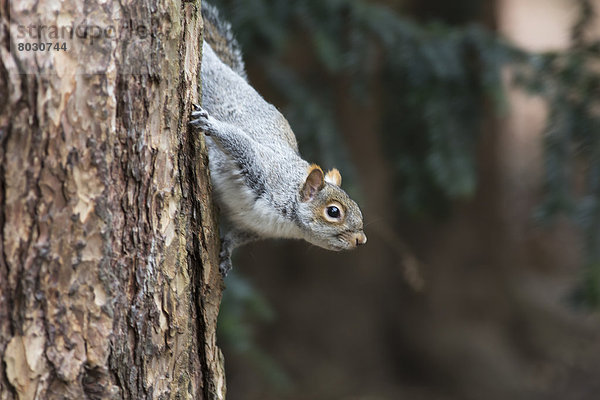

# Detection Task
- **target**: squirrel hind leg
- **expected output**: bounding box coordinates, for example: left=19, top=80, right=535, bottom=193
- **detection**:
left=219, top=228, right=260, bottom=276
left=219, top=254, right=233, bottom=277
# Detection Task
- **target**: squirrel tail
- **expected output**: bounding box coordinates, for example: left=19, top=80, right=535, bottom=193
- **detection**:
left=202, top=2, right=247, bottom=80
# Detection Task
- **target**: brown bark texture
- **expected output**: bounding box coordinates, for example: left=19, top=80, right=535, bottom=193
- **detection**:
left=0, top=0, right=225, bottom=399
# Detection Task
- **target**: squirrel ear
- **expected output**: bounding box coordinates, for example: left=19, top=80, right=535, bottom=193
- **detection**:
left=301, top=165, right=325, bottom=201
left=324, top=168, right=342, bottom=186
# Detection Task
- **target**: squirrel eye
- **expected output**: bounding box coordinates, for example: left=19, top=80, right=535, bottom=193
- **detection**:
left=326, top=206, right=341, bottom=219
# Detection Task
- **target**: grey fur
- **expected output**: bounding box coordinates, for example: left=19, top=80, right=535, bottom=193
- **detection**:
left=193, top=7, right=366, bottom=275
left=201, top=3, right=247, bottom=80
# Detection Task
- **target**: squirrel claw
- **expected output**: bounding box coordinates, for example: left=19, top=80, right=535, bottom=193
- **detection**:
left=191, top=108, right=209, bottom=119
left=192, top=103, right=201, bottom=111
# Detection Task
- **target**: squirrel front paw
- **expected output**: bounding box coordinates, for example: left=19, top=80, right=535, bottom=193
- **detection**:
left=189, top=104, right=214, bottom=135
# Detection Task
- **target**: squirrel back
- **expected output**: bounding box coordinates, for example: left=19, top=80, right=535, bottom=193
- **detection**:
left=201, top=42, right=300, bottom=152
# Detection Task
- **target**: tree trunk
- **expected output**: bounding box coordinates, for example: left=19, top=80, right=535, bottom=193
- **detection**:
left=0, top=1, right=225, bottom=399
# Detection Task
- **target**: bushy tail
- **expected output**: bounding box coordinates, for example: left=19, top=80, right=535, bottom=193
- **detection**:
left=202, top=2, right=247, bottom=80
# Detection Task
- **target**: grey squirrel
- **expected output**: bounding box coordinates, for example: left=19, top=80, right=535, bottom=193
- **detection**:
left=191, top=4, right=367, bottom=275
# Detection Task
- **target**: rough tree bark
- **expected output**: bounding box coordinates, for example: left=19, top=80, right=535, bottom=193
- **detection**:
left=0, top=0, right=225, bottom=399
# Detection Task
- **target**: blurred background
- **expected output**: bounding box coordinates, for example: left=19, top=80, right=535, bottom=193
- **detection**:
left=210, top=0, right=600, bottom=399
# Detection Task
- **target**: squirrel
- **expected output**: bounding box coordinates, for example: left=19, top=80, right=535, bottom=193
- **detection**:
left=191, top=3, right=367, bottom=275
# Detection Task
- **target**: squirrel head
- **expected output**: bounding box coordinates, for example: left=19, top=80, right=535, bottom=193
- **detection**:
left=297, top=165, right=367, bottom=251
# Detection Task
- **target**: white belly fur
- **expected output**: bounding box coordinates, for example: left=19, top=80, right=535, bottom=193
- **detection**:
left=209, top=150, right=304, bottom=240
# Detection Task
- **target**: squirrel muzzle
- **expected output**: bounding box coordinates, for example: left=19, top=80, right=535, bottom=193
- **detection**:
left=351, top=231, right=367, bottom=247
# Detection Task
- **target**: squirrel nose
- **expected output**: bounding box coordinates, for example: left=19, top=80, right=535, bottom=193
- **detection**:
left=353, top=232, right=367, bottom=247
